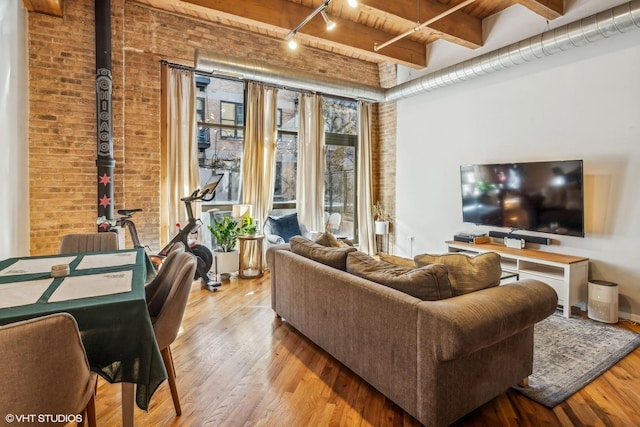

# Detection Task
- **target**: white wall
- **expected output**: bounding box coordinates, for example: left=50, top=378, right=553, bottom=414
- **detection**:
left=0, top=1, right=29, bottom=259
left=395, top=24, right=640, bottom=319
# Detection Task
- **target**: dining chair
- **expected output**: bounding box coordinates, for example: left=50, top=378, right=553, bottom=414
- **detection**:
left=148, top=251, right=197, bottom=416
left=0, top=313, right=97, bottom=427
left=145, top=242, right=186, bottom=316
left=327, top=212, right=342, bottom=234
left=59, top=232, right=119, bottom=254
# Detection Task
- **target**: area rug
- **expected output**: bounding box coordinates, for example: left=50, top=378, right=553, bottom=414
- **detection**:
left=512, top=312, right=640, bottom=407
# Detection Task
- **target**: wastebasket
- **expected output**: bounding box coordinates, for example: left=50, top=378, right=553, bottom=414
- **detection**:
left=588, top=280, right=618, bottom=323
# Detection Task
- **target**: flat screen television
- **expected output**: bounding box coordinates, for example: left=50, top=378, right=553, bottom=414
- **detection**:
left=460, top=160, right=585, bottom=237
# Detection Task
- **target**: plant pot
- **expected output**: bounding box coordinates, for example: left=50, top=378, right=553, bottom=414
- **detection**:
left=375, top=220, right=389, bottom=235
left=213, top=250, right=239, bottom=276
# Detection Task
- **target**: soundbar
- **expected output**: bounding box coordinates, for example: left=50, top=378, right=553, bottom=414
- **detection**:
left=488, top=231, right=551, bottom=245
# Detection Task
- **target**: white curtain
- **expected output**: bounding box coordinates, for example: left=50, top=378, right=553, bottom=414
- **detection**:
left=160, top=64, right=199, bottom=245
left=356, top=101, right=376, bottom=254
left=296, top=93, right=325, bottom=232
left=242, top=81, right=278, bottom=232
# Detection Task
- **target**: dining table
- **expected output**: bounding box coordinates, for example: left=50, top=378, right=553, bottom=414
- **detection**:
left=0, top=248, right=167, bottom=427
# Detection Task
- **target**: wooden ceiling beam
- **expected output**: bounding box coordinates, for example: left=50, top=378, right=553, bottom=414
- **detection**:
left=362, top=0, right=483, bottom=49
left=182, top=0, right=427, bottom=68
left=23, top=0, right=64, bottom=17
left=515, top=0, right=564, bottom=20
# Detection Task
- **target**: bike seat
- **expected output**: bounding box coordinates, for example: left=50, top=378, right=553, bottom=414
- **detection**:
left=117, top=208, right=143, bottom=216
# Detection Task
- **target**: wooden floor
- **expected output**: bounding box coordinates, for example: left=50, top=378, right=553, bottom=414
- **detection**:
left=94, top=272, right=640, bottom=426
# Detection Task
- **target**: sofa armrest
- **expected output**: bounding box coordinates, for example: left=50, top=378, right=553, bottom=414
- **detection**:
left=265, top=243, right=291, bottom=311
left=418, top=279, right=558, bottom=361
left=266, top=234, right=285, bottom=245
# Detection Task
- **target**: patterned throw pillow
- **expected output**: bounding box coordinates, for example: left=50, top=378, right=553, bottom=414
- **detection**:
left=346, top=251, right=453, bottom=301
left=414, top=252, right=501, bottom=296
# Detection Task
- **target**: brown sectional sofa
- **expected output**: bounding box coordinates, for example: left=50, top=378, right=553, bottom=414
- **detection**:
left=266, top=243, right=558, bottom=426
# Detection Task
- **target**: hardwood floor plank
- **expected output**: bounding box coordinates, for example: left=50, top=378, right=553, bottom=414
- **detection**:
left=91, top=273, right=640, bottom=426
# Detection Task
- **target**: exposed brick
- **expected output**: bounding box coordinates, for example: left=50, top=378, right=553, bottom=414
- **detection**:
left=27, top=0, right=396, bottom=255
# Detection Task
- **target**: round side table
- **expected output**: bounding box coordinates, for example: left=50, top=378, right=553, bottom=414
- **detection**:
left=238, top=234, right=264, bottom=278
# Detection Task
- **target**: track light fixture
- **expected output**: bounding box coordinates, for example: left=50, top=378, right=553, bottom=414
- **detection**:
left=288, top=36, right=298, bottom=50
left=283, top=0, right=360, bottom=50
left=284, top=0, right=335, bottom=48
left=321, top=11, right=336, bottom=31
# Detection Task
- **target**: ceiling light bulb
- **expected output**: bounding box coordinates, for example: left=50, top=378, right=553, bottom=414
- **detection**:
left=321, top=11, right=336, bottom=31
left=347, top=0, right=358, bottom=8
left=288, top=38, right=298, bottom=50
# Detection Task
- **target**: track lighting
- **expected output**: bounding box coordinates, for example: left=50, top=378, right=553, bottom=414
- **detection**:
left=288, top=36, right=298, bottom=50
left=321, top=11, right=336, bottom=31
left=284, top=0, right=334, bottom=48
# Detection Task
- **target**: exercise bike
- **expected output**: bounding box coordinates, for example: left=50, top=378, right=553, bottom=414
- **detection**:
left=98, top=174, right=223, bottom=289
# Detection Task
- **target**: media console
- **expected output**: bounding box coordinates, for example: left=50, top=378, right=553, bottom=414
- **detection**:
left=445, top=241, right=589, bottom=318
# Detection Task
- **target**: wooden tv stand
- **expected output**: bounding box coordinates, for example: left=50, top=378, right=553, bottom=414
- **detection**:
left=445, top=241, right=589, bottom=318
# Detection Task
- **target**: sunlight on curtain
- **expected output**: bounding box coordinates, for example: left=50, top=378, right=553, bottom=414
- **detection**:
left=357, top=101, right=375, bottom=254
left=160, top=64, right=199, bottom=245
left=242, top=82, right=278, bottom=232
left=296, top=93, right=325, bottom=232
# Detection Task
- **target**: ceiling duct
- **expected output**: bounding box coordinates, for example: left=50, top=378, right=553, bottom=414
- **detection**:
left=195, top=0, right=640, bottom=103
left=195, top=51, right=385, bottom=101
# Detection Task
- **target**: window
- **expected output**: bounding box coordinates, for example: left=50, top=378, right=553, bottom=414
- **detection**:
left=194, top=75, right=359, bottom=240
left=220, top=101, right=244, bottom=139
left=196, top=76, right=245, bottom=207
left=273, top=90, right=299, bottom=209
left=323, top=98, right=357, bottom=239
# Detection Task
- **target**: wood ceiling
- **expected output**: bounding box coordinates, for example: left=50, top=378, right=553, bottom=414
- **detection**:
left=26, top=0, right=565, bottom=69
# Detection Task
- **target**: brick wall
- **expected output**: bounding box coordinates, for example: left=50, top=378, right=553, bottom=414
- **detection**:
left=28, top=1, right=103, bottom=254
left=373, top=63, right=398, bottom=250
left=27, top=0, right=392, bottom=255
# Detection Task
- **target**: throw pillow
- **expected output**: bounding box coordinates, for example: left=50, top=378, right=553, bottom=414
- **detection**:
left=290, top=236, right=356, bottom=271
left=314, top=232, right=349, bottom=248
left=378, top=253, right=415, bottom=267
left=346, top=251, right=453, bottom=301
left=266, top=212, right=302, bottom=243
left=414, top=252, right=501, bottom=296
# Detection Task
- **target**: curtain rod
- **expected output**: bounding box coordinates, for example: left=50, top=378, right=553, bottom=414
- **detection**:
left=160, top=60, right=195, bottom=71
left=160, top=60, right=360, bottom=102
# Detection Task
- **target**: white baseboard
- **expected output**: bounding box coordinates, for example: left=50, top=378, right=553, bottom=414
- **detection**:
left=618, top=310, right=640, bottom=323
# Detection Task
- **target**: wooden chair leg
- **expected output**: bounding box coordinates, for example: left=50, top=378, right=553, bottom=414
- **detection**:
left=161, top=346, right=182, bottom=416
left=78, top=379, right=97, bottom=427
left=518, top=377, right=529, bottom=387
left=86, top=392, right=97, bottom=427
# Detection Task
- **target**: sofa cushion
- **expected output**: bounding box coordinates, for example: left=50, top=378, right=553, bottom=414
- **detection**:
left=378, top=253, right=415, bottom=267
left=314, top=232, right=350, bottom=248
left=347, top=251, right=453, bottom=301
left=315, top=231, right=353, bottom=248
left=414, top=252, right=501, bottom=296
left=266, top=212, right=302, bottom=243
left=290, top=236, right=356, bottom=271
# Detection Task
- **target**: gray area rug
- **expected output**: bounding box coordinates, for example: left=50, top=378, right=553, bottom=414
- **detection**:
left=512, top=312, right=640, bottom=407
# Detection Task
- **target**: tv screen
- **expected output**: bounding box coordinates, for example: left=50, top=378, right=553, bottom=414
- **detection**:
left=460, top=160, right=584, bottom=237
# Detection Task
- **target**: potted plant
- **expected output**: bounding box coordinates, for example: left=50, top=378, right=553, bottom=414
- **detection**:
left=207, top=214, right=257, bottom=278
left=207, top=215, right=241, bottom=279
left=372, top=201, right=392, bottom=235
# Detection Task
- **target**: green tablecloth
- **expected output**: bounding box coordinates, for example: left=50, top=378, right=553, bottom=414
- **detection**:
left=0, top=248, right=167, bottom=410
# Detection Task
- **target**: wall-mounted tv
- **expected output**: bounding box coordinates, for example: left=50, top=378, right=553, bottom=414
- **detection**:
left=460, top=160, right=585, bottom=237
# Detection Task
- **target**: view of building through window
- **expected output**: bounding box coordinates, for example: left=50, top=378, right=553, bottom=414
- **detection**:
left=195, top=74, right=357, bottom=239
